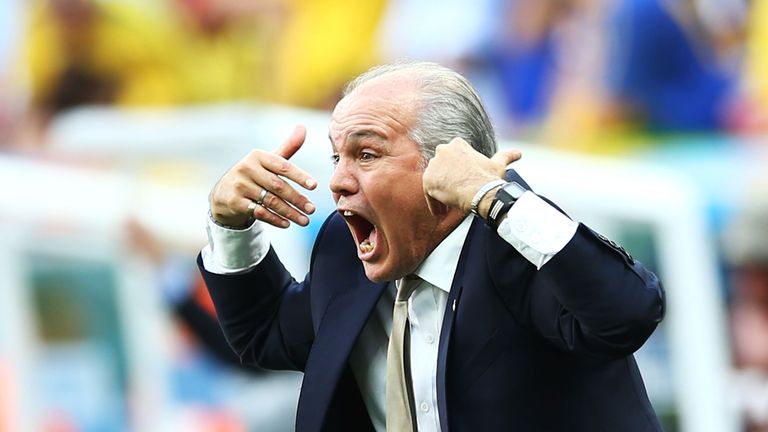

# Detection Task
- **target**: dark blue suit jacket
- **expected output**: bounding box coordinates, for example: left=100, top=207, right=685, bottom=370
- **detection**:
left=198, top=172, right=665, bottom=431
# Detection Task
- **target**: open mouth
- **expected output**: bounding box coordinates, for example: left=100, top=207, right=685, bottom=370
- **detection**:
left=340, top=209, right=377, bottom=256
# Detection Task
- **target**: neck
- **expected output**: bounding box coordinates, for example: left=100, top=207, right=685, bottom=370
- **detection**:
left=427, top=209, right=466, bottom=253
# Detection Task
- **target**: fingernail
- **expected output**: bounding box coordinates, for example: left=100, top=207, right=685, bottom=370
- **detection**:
left=306, top=178, right=317, bottom=188
left=281, top=220, right=290, bottom=228
left=300, top=215, right=309, bottom=225
left=304, top=202, right=315, bottom=213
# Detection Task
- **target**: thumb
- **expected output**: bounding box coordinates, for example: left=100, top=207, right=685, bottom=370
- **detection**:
left=274, top=124, right=307, bottom=159
left=490, top=148, right=522, bottom=168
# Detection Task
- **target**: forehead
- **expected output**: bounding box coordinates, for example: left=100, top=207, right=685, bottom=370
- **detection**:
left=330, top=74, right=419, bottom=142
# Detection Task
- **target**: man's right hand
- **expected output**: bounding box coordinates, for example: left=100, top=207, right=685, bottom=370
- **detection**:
left=209, top=125, right=318, bottom=229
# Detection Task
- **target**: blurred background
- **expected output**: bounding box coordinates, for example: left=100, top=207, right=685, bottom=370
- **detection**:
left=1, top=0, right=767, bottom=430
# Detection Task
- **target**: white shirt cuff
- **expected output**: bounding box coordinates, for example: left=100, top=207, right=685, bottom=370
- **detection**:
left=201, top=215, right=270, bottom=274
left=497, top=192, right=578, bottom=269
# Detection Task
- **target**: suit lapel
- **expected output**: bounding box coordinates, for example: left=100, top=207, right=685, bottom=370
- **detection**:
left=436, top=218, right=483, bottom=431
left=296, top=274, right=387, bottom=432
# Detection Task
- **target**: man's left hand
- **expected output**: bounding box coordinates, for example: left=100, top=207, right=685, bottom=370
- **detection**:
left=423, top=137, right=522, bottom=216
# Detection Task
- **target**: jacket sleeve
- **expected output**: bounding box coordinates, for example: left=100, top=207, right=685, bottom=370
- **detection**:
left=489, top=213, right=665, bottom=359
left=196, top=216, right=336, bottom=372
left=174, top=294, right=264, bottom=374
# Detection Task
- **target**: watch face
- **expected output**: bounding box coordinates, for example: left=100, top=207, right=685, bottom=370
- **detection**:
left=500, top=181, right=526, bottom=200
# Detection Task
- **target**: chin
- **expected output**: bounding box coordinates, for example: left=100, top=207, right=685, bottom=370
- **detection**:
left=362, top=264, right=391, bottom=283
left=363, top=260, right=409, bottom=283
left=363, top=258, right=417, bottom=283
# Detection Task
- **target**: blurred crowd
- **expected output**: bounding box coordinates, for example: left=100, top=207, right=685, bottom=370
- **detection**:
left=0, top=0, right=767, bottom=151
left=726, top=182, right=768, bottom=432
left=2, top=0, right=768, bottom=430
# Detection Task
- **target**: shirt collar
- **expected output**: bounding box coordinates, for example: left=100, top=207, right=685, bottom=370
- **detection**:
left=413, top=215, right=473, bottom=293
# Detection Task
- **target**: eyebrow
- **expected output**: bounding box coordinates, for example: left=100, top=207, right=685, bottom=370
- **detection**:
left=348, top=130, right=385, bottom=143
left=329, top=130, right=386, bottom=148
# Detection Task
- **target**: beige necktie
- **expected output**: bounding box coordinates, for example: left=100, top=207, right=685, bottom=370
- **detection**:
left=386, top=276, right=419, bottom=431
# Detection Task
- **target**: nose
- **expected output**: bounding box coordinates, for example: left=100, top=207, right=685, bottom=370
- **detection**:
left=329, top=159, right=358, bottom=197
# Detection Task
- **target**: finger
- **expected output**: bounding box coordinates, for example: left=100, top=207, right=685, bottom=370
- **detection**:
left=254, top=167, right=316, bottom=215
left=490, top=149, right=522, bottom=167
left=237, top=197, right=289, bottom=228
left=448, top=137, right=470, bottom=148
left=274, top=124, right=307, bottom=160
left=258, top=190, right=310, bottom=227
left=251, top=201, right=292, bottom=229
left=229, top=163, right=315, bottom=221
left=260, top=152, right=317, bottom=190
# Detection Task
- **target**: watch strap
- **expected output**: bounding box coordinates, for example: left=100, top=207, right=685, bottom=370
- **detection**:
left=486, top=199, right=515, bottom=229
left=485, top=181, right=527, bottom=229
left=470, top=179, right=506, bottom=216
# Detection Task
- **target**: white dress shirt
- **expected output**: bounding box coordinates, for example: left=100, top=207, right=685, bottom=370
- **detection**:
left=201, top=191, right=578, bottom=431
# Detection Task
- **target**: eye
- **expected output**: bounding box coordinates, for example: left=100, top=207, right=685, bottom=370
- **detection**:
left=331, top=154, right=339, bottom=165
left=360, top=151, right=375, bottom=161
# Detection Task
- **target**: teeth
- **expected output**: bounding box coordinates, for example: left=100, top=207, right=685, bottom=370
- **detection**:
left=359, top=239, right=374, bottom=253
left=343, top=210, right=353, bottom=216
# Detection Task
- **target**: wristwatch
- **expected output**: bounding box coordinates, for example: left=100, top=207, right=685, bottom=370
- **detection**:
left=470, top=179, right=507, bottom=217
left=486, top=181, right=527, bottom=229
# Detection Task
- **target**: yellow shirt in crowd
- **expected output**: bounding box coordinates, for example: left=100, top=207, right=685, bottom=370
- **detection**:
left=24, top=0, right=386, bottom=110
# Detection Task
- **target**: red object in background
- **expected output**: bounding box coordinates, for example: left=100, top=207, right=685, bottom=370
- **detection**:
left=193, top=273, right=217, bottom=317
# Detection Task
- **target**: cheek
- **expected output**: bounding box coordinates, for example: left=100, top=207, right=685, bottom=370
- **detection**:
left=369, top=170, right=427, bottom=244
left=381, top=198, right=433, bottom=253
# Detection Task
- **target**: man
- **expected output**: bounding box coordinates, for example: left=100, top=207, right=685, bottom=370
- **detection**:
left=198, top=62, right=665, bottom=431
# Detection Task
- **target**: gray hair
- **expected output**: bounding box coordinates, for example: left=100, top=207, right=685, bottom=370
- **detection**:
left=342, top=61, right=497, bottom=164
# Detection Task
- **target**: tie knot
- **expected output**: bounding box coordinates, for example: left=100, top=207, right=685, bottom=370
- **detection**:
left=395, top=275, right=420, bottom=302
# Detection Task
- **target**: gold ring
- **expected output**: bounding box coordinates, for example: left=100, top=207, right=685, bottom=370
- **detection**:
left=247, top=200, right=258, bottom=214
